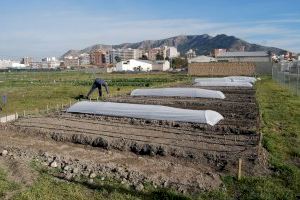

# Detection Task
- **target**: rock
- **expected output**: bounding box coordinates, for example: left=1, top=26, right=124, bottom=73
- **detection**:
left=72, top=168, right=79, bottom=174
left=135, top=183, right=144, bottom=192
left=1, top=150, right=8, bottom=156
left=163, top=180, right=169, bottom=188
left=100, top=176, right=105, bottom=181
left=65, top=173, right=73, bottom=181
left=89, top=172, right=97, bottom=179
left=64, top=165, right=70, bottom=171
left=43, top=152, right=49, bottom=157
left=88, top=179, right=94, bottom=184
left=50, top=161, right=58, bottom=168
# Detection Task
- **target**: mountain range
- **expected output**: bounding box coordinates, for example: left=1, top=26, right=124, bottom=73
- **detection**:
left=61, top=34, right=286, bottom=58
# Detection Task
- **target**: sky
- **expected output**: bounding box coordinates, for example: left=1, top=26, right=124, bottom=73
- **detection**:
left=1, top=0, right=300, bottom=59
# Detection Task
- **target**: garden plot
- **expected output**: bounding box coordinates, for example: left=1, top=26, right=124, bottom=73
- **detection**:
left=10, top=86, right=260, bottom=175
left=107, top=87, right=259, bottom=128
left=12, top=86, right=259, bottom=172
left=12, top=113, right=259, bottom=173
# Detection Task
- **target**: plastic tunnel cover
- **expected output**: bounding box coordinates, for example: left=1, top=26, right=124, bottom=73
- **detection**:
left=194, top=76, right=257, bottom=83
left=226, top=76, right=257, bottom=83
left=67, top=101, right=224, bottom=126
left=193, top=81, right=253, bottom=87
left=130, top=88, right=225, bottom=99
left=194, top=77, right=232, bottom=83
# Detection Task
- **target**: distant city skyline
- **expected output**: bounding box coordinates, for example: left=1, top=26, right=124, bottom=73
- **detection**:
left=1, top=0, right=300, bottom=59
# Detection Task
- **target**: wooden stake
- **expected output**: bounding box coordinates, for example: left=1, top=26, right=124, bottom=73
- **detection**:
left=238, top=158, right=242, bottom=180
left=46, top=105, right=49, bottom=113
left=23, top=110, right=26, bottom=117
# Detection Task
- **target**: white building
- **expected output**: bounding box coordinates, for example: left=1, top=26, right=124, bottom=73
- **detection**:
left=79, top=53, right=91, bottom=65
left=166, top=47, right=179, bottom=58
left=186, top=49, right=197, bottom=59
left=216, top=51, right=271, bottom=62
left=188, top=55, right=217, bottom=63
left=0, top=59, right=12, bottom=69
left=116, top=59, right=152, bottom=72
left=152, top=60, right=170, bottom=71
left=41, top=57, right=60, bottom=68
left=0, top=59, right=27, bottom=69
left=109, top=49, right=142, bottom=63
left=11, top=62, right=26, bottom=68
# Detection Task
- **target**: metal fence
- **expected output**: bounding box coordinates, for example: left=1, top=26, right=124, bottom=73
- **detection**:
left=272, top=61, right=300, bottom=95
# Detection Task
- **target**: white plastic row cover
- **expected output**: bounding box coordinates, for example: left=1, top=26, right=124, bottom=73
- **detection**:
left=131, top=88, right=225, bottom=99
left=194, top=76, right=257, bottom=84
left=193, top=81, right=253, bottom=87
left=67, top=101, right=224, bottom=126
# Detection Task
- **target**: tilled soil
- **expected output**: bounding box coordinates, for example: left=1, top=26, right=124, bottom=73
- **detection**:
left=107, top=87, right=259, bottom=127
left=0, top=130, right=222, bottom=194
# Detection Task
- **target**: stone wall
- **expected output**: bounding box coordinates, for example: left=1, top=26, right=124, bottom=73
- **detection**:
left=188, top=62, right=256, bottom=76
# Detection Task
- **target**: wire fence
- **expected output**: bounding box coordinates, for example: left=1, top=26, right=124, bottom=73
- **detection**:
left=272, top=61, right=300, bottom=96
left=0, top=99, right=80, bottom=122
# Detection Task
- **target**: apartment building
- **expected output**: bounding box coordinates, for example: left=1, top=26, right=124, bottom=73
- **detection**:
left=79, top=53, right=91, bottom=66
left=63, top=56, right=80, bottom=67
left=90, top=49, right=107, bottom=67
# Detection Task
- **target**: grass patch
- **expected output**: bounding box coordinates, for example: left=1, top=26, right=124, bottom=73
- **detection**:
left=13, top=163, right=191, bottom=200
left=0, top=71, right=190, bottom=114
left=0, top=168, right=19, bottom=198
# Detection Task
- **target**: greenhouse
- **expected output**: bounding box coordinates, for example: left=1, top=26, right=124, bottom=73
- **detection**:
left=130, top=88, right=225, bottom=99
left=67, top=101, right=224, bottom=126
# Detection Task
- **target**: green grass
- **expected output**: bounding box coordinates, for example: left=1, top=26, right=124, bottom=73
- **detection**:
left=0, top=168, right=19, bottom=198
left=0, top=73, right=299, bottom=199
left=0, top=71, right=190, bottom=114
left=13, top=163, right=191, bottom=200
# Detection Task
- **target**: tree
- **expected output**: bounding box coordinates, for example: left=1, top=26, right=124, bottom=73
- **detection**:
left=115, top=56, right=121, bottom=63
left=156, top=53, right=164, bottom=60
left=171, top=57, right=188, bottom=69
left=139, top=55, right=148, bottom=60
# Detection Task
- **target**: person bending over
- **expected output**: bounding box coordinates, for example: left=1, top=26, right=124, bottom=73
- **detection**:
left=86, top=78, right=109, bottom=98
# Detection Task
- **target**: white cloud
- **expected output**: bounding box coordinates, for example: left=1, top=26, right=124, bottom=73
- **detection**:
left=1, top=12, right=300, bottom=59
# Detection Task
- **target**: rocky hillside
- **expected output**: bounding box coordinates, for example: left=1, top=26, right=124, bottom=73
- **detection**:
left=61, top=34, right=286, bottom=58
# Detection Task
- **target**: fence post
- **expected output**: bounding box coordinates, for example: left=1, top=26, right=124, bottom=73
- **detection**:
left=296, top=62, right=300, bottom=95
left=23, top=110, right=26, bottom=117
left=69, top=100, right=72, bottom=107
left=46, top=105, right=49, bottom=113
left=238, top=158, right=242, bottom=180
